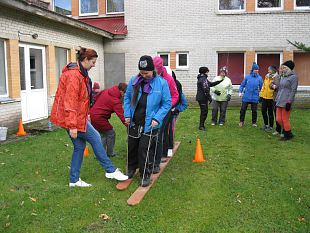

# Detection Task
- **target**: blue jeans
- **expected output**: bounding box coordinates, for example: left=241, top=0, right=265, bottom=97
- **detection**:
left=68, top=121, right=116, bottom=183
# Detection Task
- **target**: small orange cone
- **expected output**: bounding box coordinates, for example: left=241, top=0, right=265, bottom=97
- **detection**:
left=193, top=138, right=206, bottom=162
left=83, top=145, right=90, bottom=157
left=16, top=118, right=27, bottom=136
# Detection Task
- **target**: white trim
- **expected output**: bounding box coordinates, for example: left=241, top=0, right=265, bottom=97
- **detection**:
left=157, top=52, right=170, bottom=67
left=176, top=52, right=189, bottom=70
left=294, top=0, right=310, bottom=10
left=79, top=0, right=99, bottom=16
left=53, top=0, right=72, bottom=16
left=255, top=0, right=283, bottom=11
left=0, top=39, right=9, bottom=98
left=106, top=0, right=124, bottom=15
left=218, top=0, right=246, bottom=13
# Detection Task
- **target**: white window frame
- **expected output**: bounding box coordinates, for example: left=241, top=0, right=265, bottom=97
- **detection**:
left=294, top=0, right=310, bottom=10
left=55, top=47, right=69, bottom=87
left=53, top=0, right=72, bottom=16
left=0, top=39, right=9, bottom=98
left=218, top=0, right=246, bottom=13
left=176, top=52, right=189, bottom=70
left=157, top=52, right=170, bottom=68
left=106, top=0, right=125, bottom=15
left=255, top=0, right=283, bottom=11
left=79, top=0, right=99, bottom=16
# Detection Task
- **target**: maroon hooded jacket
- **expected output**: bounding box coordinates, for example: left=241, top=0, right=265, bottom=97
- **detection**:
left=90, top=85, right=126, bottom=132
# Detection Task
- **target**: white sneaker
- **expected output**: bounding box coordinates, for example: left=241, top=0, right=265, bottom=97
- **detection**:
left=219, top=123, right=224, bottom=126
left=272, top=131, right=279, bottom=136
left=167, top=149, right=173, bottom=157
left=280, top=133, right=284, bottom=138
left=211, top=122, right=216, bottom=126
left=69, top=178, right=92, bottom=187
left=105, top=168, right=128, bottom=181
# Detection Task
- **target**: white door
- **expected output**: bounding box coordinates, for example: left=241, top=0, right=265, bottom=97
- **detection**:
left=19, top=44, right=48, bottom=123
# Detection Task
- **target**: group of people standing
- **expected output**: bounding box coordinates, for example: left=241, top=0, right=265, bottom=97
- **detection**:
left=51, top=48, right=187, bottom=188
left=196, top=60, right=298, bottom=141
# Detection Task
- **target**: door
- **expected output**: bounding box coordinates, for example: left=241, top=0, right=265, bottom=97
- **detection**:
left=19, top=44, right=48, bottom=122
left=294, top=52, right=310, bottom=86
left=256, top=53, right=281, bottom=78
left=104, top=53, right=125, bottom=88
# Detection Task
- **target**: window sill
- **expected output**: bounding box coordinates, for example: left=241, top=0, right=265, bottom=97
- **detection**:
left=176, top=68, right=189, bottom=71
left=0, top=97, right=18, bottom=104
left=216, top=9, right=310, bottom=15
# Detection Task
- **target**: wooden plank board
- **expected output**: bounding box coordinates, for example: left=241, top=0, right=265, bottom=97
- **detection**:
left=127, top=141, right=181, bottom=206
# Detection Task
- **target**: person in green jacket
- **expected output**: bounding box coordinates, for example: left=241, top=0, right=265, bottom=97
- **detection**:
left=210, top=67, right=233, bottom=126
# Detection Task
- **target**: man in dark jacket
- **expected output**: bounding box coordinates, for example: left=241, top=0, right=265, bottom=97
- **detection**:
left=196, top=67, right=223, bottom=130
left=90, top=83, right=128, bottom=157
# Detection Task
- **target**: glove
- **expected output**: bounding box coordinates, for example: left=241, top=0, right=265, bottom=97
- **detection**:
left=214, top=90, right=221, bottom=96
left=285, top=103, right=291, bottom=111
left=226, top=94, right=231, bottom=101
left=238, top=92, right=243, bottom=97
left=259, top=97, right=263, bottom=103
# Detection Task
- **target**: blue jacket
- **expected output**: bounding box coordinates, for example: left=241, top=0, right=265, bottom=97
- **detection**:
left=176, top=93, right=188, bottom=112
left=124, top=75, right=171, bottom=133
left=239, top=72, right=263, bottom=103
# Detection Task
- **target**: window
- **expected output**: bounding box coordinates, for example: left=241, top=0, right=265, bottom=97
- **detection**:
left=256, top=53, right=281, bottom=78
left=158, top=53, right=170, bottom=67
left=218, top=52, right=244, bottom=85
left=295, top=0, right=310, bottom=9
left=106, top=0, right=124, bottom=14
left=176, top=52, right=189, bottom=70
left=55, top=47, right=68, bottom=86
left=80, top=0, right=98, bottom=16
left=219, top=0, right=245, bottom=11
left=0, top=39, right=8, bottom=97
left=294, top=52, right=310, bottom=86
left=54, top=0, right=71, bottom=16
left=257, top=0, right=282, bottom=10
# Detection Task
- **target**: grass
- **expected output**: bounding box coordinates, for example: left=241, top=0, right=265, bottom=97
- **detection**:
left=0, top=108, right=309, bottom=233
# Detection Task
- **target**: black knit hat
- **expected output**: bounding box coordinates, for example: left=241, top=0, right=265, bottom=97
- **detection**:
left=282, top=60, right=295, bottom=70
left=138, top=55, right=154, bottom=71
left=199, top=66, right=209, bottom=74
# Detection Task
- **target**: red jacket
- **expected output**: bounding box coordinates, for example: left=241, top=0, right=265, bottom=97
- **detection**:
left=50, top=63, right=90, bottom=132
left=90, top=85, right=126, bottom=132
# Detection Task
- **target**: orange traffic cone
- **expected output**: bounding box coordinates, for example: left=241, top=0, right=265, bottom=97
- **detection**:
left=83, top=145, right=90, bottom=157
left=16, top=118, right=27, bottom=136
left=193, top=138, right=206, bottom=162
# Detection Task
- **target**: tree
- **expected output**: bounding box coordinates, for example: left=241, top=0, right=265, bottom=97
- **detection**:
left=287, top=40, right=310, bottom=52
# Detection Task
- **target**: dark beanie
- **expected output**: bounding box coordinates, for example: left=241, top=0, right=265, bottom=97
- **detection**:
left=282, top=60, right=295, bottom=70
left=199, top=66, right=209, bottom=74
left=138, top=55, right=154, bottom=71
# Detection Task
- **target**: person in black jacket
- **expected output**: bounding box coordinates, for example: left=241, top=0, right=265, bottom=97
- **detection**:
left=196, top=67, right=223, bottom=131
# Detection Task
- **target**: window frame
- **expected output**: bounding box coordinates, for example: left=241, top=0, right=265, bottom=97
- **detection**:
left=79, top=0, right=99, bottom=16
left=255, top=51, right=283, bottom=66
left=294, top=0, right=310, bottom=10
left=0, top=39, right=9, bottom=98
left=106, top=0, right=125, bottom=15
left=157, top=52, right=170, bottom=68
left=176, top=52, right=189, bottom=70
left=53, top=0, right=72, bottom=16
left=217, top=51, right=246, bottom=86
left=55, top=47, right=69, bottom=87
left=218, top=0, right=246, bottom=13
left=255, top=0, right=283, bottom=11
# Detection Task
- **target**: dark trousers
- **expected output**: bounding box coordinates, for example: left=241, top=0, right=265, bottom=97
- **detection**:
left=198, top=101, right=208, bottom=127
left=211, top=100, right=228, bottom=124
left=240, top=102, right=258, bottom=124
left=101, top=129, right=116, bottom=157
left=273, top=103, right=282, bottom=133
left=155, top=111, right=171, bottom=166
left=128, top=129, right=158, bottom=178
left=261, top=99, right=274, bottom=127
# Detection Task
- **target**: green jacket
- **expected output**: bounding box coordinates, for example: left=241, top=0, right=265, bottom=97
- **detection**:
left=210, top=76, right=233, bottom=101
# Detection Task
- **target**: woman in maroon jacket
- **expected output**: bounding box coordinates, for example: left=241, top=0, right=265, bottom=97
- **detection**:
left=90, top=83, right=128, bottom=157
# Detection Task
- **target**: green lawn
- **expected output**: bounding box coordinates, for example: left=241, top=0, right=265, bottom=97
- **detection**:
left=1, top=108, right=309, bottom=233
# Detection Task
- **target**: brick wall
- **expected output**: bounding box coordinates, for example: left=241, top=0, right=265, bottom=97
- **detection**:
left=0, top=102, right=22, bottom=132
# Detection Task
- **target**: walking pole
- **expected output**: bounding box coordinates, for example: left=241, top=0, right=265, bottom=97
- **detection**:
left=151, top=131, right=159, bottom=174
left=141, top=126, right=153, bottom=184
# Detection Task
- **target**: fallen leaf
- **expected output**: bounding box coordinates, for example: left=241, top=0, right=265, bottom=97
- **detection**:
left=298, top=197, right=301, bottom=203
left=99, top=213, right=110, bottom=221
left=102, top=198, right=106, bottom=201
left=31, top=212, right=37, bottom=216
left=1, top=162, right=5, bottom=165
left=298, top=216, right=305, bottom=222
left=5, top=222, right=10, bottom=228
left=20, top=201, right=24, bottom=206
left=29, top=197, right=37, bottom=202
left=64, top=144, right=69, bottom=147
left=237, top=199, right=242, bottom=204
left=6, top=215, right=10, bottom=219
left=9, top=189, right=16, bottom=192
left=43, top=179, right=47, bottom=182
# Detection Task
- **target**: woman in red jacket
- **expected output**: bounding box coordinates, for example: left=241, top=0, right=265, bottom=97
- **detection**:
left=90, top=83, right=128, bottom=157
left=50, top=47, right=127, bottom=187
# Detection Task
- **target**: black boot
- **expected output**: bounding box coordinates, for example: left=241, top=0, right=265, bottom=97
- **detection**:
left=140, top=176, right=152, bottom=187
left=152, top=164, right=160, bottom=174
left=127, top=169, right=136, bottom=179
left=281, top=130, right=294, bottom=141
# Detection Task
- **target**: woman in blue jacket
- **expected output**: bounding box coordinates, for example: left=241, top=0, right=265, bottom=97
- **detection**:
left=124, top=55, right=171, bottom=187
left=239, top=62, right=263, bottom=127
